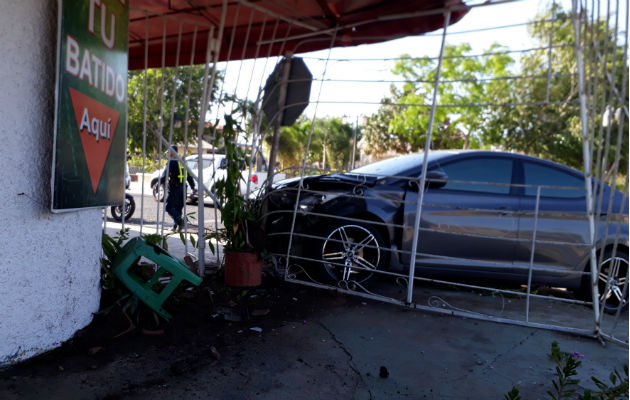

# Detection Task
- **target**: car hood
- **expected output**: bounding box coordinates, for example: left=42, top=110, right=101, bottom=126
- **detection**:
left=273, top=173, right=379, bottom=190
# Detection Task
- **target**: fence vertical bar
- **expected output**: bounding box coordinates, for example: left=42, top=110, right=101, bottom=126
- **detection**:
left=182, top=25, right=199, bottom=255
left=572, top=0, right=601, bottom=335
left=194, top=26, right=216, bottom=277
left=139, top=15, right=149, bottom=236
left=525, top=186, right=541, bottom=322
left=406, top=9, right=451, bottom=305
left=545, top=2, right=556, bottom=103
left=157, top=17, right=168, bottom=236
left=283, top=25, right=339, bottom=275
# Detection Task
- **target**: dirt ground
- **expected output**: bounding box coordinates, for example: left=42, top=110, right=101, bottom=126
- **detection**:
left=0, top=270, right=355, bottom=399
left=2, top=266, right=628, bottom=400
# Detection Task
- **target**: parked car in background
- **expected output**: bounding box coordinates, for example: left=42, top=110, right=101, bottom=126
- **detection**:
left=150, top=154, right=224, bottom=203
left=151, top=153, right=286, bottom=204
left=261, top=150, right=629, bottom=313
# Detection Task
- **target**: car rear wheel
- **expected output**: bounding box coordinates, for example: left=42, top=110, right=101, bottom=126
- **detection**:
left=597, top=249, right=628, bottom=314
left=320, top=223, right=385, bottom=284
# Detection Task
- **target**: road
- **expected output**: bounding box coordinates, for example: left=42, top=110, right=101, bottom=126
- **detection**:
left=106, top=180, right=222, bottom=232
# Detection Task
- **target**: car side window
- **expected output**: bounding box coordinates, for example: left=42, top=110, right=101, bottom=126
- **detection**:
left=523, top=162, right=585, bottom=198
left=435, top=157, right=513, bottom=194
left=186, top=161, right=198, bottom=171
left=218, top=158, right=227, bottom=169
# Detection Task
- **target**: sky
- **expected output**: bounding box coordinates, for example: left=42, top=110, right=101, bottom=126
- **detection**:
left=213, top=0, right=623, bottom=123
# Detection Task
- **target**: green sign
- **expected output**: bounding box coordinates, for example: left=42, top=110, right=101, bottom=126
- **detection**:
left=52, top=0, right=128, bottom=211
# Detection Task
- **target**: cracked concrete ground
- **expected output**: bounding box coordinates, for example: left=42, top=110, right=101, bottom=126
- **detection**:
left=3, top=286, right=626, bottom=400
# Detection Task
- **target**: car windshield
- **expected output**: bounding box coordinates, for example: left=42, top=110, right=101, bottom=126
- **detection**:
left=350, top=152, right=456, bottom=178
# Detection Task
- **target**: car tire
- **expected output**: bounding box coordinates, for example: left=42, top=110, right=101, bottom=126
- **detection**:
left=152, top=183, right=165, bottom=202
left=317, top=222, right=386, bottom=285
left=110, top=194, right=136, bottom=222
left=578, top=248, right=628, bottom=315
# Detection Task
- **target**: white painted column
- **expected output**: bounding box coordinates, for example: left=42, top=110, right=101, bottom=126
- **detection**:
left=0, top=0, right=102, bottom=365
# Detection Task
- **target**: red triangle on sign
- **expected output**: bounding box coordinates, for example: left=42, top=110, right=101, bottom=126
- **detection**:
left=69, top=88, right=120, bottom=193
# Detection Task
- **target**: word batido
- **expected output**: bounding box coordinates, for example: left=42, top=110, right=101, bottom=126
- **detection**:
left=65, top=0, right=126, bottom=104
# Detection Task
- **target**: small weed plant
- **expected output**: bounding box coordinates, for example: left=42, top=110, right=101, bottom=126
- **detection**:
left=505, top=342, right=628, bottom=400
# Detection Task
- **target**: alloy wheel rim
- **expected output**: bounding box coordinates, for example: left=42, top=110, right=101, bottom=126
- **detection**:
left=321, top=225, right=380, bottom=283
left=598, top=255, right=628, bottom=306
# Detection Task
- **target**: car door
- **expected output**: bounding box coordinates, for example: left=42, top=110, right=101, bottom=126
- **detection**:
left=513, top=159, right=589, bottom=288
left=403, top=155, right=520, bottom=279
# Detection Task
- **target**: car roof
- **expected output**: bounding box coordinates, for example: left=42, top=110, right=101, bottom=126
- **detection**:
left=186, top=154, right=226, bottom=160
left=357, top=150, right=584, bottom=179
left=391, top=150, right=581, bottom=172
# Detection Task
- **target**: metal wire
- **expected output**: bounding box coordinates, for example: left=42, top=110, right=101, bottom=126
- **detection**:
left=300, top=44, right=575, bottom=62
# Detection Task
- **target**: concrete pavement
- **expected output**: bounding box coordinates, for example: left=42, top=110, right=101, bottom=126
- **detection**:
left=82, top=179, right=630, bottom=399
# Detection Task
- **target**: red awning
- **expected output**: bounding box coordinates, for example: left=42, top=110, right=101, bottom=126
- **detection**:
left=128, top=0, right=469, bottom=70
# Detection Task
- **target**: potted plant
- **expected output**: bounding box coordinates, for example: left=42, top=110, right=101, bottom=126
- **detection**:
left=213, top=114, right=263, bottom=286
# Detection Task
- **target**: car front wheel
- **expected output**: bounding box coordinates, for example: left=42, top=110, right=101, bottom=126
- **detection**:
left=320, top=223, right=385, bottom=284
left=152, top=183, right=165, bottom=202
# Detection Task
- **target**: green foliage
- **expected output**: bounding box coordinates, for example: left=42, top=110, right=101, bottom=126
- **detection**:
left=362, top=5, right=627, bottom=176
left=547, top=343, right=582, bottom=400
left=127, top=66, right=222, bottom=156
left=369, top=42, right=513, bottom=152
left=505, top=341, right=628, bottom=400
left=265, top=116, right=357, bottom=171
left=482, top=7, right=627, bottom=174
left=213, top=114, right=259, bottom=251
left=362, top=98, right=408, bottom=157
left=101, top=228, right=131, bottom=297
left=587, top=365, right=629, bottom=400
left=127, top=154, right=164, bottom=173
left=505, top=386, right=523, bottom=400
left=100, top=230, right=171, bottom=325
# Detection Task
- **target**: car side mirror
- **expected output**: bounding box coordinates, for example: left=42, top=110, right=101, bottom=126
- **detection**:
left=407, top=170, right=448, bottom=191
left=426, top=170, right=448, bottom=189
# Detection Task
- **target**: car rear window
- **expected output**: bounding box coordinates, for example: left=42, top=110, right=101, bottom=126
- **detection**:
left=522, top=162, right=585, bottom=198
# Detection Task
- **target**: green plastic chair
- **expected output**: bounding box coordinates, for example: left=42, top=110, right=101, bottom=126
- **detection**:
left=112, top=237, right=202, bottom=319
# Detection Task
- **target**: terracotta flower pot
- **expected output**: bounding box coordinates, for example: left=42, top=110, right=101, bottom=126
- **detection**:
left=224, top=250, right=262, bottom=287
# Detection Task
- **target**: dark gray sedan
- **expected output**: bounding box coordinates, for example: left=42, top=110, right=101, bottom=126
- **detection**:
left=261, top=151, right=628, bottom=312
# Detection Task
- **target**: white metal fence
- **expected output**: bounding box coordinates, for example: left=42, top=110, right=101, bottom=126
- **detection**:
left=107, top=0, right=628, bottom=345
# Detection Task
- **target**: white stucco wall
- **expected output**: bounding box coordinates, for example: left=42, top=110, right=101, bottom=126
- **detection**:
left=0, top=0, right=102, bottom=365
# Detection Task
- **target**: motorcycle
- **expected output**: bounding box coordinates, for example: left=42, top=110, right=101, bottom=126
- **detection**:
left=110, top=161, right=136, bottom=222
left=110, top=193, right=136, bottom=222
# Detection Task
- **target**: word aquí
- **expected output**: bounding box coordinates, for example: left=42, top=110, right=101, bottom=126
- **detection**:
left=79, top=108, right=112, bottom=143
left=65, top=0, right=127, bottom=104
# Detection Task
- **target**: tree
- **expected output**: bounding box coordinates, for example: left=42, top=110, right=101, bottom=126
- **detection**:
left=371, top=42, right=514, bottom=152
left=362, top=97, right=410, bottom=157
left=264, top=116, right=356, bottom=171
left=126, top=66, right=222, bottom=157
left=483, top=7, right=628, bottom=174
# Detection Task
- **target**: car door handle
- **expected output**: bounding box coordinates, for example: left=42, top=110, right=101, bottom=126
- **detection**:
left=496, top=206, right=513, bottom=216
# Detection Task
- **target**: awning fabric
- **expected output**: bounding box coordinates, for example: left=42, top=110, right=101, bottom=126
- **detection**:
left=128, top=0, right=468, bottom=70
